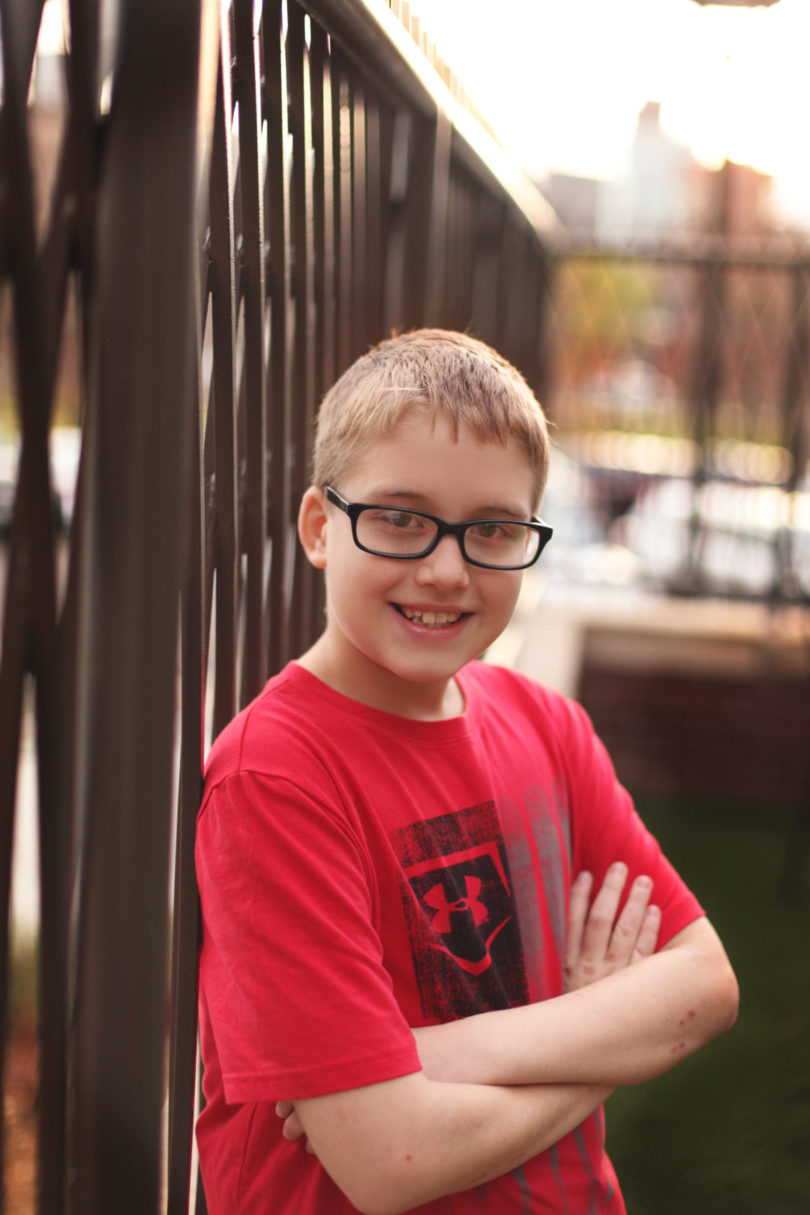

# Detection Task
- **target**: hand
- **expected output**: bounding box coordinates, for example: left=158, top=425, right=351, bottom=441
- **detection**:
left=564, top=863, right=660, bottom=993
left=275, top=1100, right=313, bottom=1152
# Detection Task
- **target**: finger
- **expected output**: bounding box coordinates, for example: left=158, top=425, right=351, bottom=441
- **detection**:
left=565, top=871, right=593, bottom=968
left=632, top=904, right=661, bottom=960
left=281, top=1109, right=307, bottom=1143
left=579, top=862, right=628, bottom=961
left=606, top=874, right=653, bottom=965
left=275, top=1100, right=294, bottom=1119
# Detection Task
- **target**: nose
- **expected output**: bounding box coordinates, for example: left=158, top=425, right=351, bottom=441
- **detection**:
left=413, top=534, right=471, bottom=590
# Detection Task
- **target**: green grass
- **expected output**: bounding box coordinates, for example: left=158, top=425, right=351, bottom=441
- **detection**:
left=606, top=797, right=810, bottom=1215
left=7, top=939, right=38, bottom=1025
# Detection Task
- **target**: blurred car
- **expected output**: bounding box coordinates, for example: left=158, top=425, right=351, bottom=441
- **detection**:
left=615, top=475, right=810, bottom=597
left=540, top=446, right=645, bottom=586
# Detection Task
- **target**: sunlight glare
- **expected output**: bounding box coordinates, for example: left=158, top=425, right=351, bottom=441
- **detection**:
left=409, top=0, right=810, bottom=226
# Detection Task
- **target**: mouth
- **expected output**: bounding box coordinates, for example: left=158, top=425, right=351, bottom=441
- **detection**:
left=395, top=605, right=467, bottom=628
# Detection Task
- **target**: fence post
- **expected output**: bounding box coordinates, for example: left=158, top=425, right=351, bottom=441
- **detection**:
left=686, top=164, right=730, bottom=591
left=69, top=1, right=209, bottom=1210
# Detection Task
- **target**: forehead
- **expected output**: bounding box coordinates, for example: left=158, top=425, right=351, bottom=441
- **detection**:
left=341, top=413, right=537, bottom=516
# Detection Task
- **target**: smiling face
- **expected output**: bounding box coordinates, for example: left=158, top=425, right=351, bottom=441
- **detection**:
left=297, top=410, right=538, bottom=719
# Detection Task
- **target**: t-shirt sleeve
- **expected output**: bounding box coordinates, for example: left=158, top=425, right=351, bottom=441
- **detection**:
left=558, top=697, right=703, bottom=946
left=196, top=769, right=421, bottom=1104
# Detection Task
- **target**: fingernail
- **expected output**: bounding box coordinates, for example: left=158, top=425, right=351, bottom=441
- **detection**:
left=636, top=875, right=652, bottom=889
left=610, top=861, right=627, bottom=875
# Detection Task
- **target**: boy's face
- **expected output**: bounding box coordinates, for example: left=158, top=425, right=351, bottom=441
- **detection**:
left=299, top=411, right=537, bottom=718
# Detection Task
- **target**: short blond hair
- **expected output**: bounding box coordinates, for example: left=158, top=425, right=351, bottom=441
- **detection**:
left=312, top=329, right=550, bottom=509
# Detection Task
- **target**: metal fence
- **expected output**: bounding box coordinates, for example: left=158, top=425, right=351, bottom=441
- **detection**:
left=0, top=1, right=556, bottom=1212
left=544, top=163, right=810, bottom=603
left=548, top=250, right=810, bottom=602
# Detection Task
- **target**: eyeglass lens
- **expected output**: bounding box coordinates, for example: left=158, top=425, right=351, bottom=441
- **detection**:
left=354, top=507, right=540, bottom=567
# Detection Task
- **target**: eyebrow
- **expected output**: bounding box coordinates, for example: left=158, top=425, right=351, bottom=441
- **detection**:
left=360, top=488, right=530, bottom=519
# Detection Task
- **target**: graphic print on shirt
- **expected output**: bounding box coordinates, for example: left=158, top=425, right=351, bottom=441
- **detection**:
left=394, top=802, right=529, bottom=1020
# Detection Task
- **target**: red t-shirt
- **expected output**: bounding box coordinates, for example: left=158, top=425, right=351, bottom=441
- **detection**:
left=196, top=661, right=703, bottom=1213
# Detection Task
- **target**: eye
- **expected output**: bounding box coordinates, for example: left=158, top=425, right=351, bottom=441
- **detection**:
left=369, top=509, right=425, bottom=531
left=469, top=521, right=515, bottom=542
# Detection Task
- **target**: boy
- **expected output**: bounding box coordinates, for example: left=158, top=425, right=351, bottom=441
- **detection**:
left=196, top=330, right=738, bottom=1214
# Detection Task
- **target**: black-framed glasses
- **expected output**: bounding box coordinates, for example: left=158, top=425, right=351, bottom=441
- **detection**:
left=324, top=486, right=553, bottom=571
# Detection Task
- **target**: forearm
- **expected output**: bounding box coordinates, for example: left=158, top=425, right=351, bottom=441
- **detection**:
left=295, top=1072, right=610, bottom=1215
left=415, top=919, right=739, bottom=1089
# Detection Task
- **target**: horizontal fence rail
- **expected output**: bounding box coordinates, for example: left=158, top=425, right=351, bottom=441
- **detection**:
left=0, top=1, right=556, bottom=1212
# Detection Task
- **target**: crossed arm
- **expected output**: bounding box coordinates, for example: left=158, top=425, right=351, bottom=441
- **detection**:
left=412, top=864, right=736, bottom=1089
left=277, top=866, right=738, bottom=1215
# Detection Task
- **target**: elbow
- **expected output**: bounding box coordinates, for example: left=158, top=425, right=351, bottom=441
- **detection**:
left=327, top=1143, right=462, bottom=1215
left=690, top=954, right=739, bottom=1050
left=710, top=959, right=740, bottom=1039
left=352, top=1200, right=411, bottom=1215
left=339, top=1175, right=428, bottom=1215
left=645, top=959, right=739, bottom=1085
left=297, top=1073, right=454, bottom=1215
left=342, top=1193, right=389, bottom=1215
left=321, top=1147, right=438, bottom=1215
left=675, top=921, right=740, bottom=1048
left=337, top=1154, right=453, bottom=1215
left=340, top=1182, right=395, bottom=1215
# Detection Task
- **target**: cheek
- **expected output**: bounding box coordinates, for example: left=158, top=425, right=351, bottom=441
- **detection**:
left=488, top=574, right=522, bottom=616
left=323, top=527, right=362, bottom=578
left=324, top=550, right=386, bottom=610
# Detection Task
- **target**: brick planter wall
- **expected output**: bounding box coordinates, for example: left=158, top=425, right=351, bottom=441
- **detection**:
left=578, top=664, right=810, bottom=805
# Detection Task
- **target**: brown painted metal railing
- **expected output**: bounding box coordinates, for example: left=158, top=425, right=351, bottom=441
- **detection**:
left=0, top=2, right=556, bottom=1211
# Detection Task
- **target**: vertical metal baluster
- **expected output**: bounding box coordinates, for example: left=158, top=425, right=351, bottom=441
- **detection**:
left=234, top=0, right=269, bottom=704
left=70, top=2, right=204, bottom=1210
left=208, top=16, right=240, bottom=736
left=287, top=3, right=317, bottom=658
left=263, top=0, right=292, bottom=673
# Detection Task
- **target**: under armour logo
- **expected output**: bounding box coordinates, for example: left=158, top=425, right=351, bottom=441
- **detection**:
left=397, top=807, right=529, bottom=1011
left=424, top=875, right=489, bottom=934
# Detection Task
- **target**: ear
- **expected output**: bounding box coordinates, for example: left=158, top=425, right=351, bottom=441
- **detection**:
left=298, top=486, right=329, bottom=569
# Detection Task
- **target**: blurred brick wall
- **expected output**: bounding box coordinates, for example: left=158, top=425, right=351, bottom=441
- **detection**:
left=579, top=663, right=810, bottom=806
left=573, top=608, right=810, bottom=806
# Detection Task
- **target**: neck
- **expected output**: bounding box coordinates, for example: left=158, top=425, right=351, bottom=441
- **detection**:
left=297, top=636, right=465, bottom=721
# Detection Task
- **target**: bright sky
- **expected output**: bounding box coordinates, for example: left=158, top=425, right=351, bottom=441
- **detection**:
left=37, top=0, right=810, bottom=227
left=409, top=0, right=810, bottom=230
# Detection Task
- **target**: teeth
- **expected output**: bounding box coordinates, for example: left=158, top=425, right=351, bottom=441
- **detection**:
left=401, top=608, right=462, bottom=626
